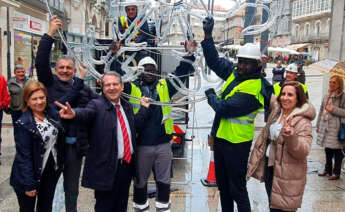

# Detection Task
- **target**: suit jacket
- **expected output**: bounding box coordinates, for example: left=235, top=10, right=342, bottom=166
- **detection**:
left=74, top=95, right=148, bottom=191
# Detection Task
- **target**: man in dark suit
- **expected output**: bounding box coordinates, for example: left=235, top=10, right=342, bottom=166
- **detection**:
left=56, top=72, right=150, bottom=212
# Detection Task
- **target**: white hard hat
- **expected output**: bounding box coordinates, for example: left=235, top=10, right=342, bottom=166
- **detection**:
left=237, top=43, right=261, bottom=61
left=138, top=57, right=158, bottom=69
left=124, top=0, right=138, bottom=8
left=286, top=63, right=298, bottom=73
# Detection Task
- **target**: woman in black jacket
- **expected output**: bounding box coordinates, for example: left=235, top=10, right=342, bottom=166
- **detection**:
left=10, top=80, right=83, bottom=212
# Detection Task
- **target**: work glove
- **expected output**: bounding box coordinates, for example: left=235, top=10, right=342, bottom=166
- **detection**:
left=202, top=17, right=214, bottom=35
left=205, top=88, right=216, bottom=97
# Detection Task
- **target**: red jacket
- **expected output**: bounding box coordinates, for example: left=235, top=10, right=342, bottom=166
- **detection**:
left=0, top=75, right=11, bottom=109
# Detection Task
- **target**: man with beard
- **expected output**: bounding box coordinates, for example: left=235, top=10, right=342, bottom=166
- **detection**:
left=201, top=17, right=272, bottom=212
left=111, top=40, right=196, bottom=212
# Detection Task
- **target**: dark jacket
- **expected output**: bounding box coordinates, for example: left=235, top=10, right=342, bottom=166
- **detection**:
left=201, top=38, right=273, bottom=135
left=10, top=106, right=65, bottom=193
left=36, top=33, right=98, bottom=156
left=74, top=96, right=148, bottom=191
left=123, top=55, right=195, bottom=146
left=272, top=66, right=285, bottom=83
left=118, top=16, right=151, bottom=44
left=8, top=77, right=32, bottom=111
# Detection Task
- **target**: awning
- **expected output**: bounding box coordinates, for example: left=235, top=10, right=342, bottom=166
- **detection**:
left=287, top=43, right=311, bottom=51
left=223, top=44, right=241, bottom=50
left=309, top=59, right=339, bottom=74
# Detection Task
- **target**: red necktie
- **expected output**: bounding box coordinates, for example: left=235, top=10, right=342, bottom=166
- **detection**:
left=115, top=104, right=131, bottom=164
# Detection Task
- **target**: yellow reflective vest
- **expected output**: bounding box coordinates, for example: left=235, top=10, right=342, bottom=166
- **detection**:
left=120, top=16, right=141, bottom=35
left=129, top=80, right=173, bottom=134
left=273, top=81, right=307, bottom=96
left=129, top=84, right=142, bottom=114
left=216, top=73, right=264, bottom=143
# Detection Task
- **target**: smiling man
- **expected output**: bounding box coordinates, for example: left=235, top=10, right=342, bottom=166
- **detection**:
left=56, top=72, right=150, bottom=212
left=35, top=16, right=98, bottom=212
left=201, top=17, right=273, bottom=212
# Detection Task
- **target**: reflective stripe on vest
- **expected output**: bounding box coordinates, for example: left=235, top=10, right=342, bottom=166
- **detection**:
left=156, top=79, right=173, bottom=135
left=120, top=16, right=141, bottom=35
left=216, top=73, right=264, bottom=143
left=273, top=82, right=308, bottom=96
left=129, top=84, right=142, bottom=114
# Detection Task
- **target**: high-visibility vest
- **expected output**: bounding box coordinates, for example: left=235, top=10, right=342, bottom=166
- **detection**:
left=216, top=73, right=264, bottom=143
left=120, top=16, right=141, bottom=35
left=273, top=82, right=308, bottom=96
left=130, top=80, right=173, bottom=134
left=129, top=83, right=142, bottom=114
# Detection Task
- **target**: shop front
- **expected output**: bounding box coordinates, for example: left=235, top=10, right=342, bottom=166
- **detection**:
left=12, top=11, right=46, bottom=77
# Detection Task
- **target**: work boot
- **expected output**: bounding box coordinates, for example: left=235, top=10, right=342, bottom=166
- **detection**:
left=155, top=201, right=170, bottom=212
left=133, top=200, right=149, bottom=212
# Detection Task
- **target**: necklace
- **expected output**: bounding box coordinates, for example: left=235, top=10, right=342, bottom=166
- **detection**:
left=34, top=114, right=46, bottom=122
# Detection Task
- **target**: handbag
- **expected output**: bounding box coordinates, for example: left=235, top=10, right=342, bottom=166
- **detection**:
left=338, top=93, right=345, bottom=143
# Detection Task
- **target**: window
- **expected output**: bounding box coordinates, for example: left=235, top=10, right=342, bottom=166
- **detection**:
left=105, top=21, right=109, bottom=37
left=305, top=23, right=310, bottom=37
left=315, top=21, right=321, bottom=36
left=326, top=18, right=331, bottom=33
left=295, top=25, right=300, bottom=39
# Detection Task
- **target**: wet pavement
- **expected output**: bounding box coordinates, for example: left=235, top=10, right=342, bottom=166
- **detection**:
left=0, top=64, right=345, bottom=211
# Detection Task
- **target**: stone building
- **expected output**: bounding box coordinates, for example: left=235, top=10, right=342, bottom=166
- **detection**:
left=290, top=0, right=332, bottom=61
left=270, top=0, right=292, bottom=47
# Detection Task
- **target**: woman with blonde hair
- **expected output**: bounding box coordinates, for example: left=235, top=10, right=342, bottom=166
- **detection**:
left=10, top=79, right=84, bottom=212
left=316, top=75, right=345, bottom=180
left=247, top=81, right=315, bottom=212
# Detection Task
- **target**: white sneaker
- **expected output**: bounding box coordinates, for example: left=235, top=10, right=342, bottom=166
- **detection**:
left=133, top=200, right=149, bottom=212
left=155, top=201, right=171, bottom=212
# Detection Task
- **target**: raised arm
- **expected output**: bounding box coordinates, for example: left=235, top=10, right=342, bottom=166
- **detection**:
left=201, top=17, right=234, bottom=80
left=36, top=16, right=62, bottom=87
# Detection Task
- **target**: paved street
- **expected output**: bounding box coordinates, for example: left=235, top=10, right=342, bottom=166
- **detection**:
left=0, top=64, right=345, bottom=211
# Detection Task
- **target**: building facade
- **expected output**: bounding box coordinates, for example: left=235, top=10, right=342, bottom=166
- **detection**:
left=270, top=0, right=292, bottom=47
left=291, top=0, right=331, bottom=61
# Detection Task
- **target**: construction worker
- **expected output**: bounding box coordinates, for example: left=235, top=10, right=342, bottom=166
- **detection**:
left=201, top=17, right=272, bottom=212
left=111, top=40, right=196, bottom=212
left=118, top=1, right=151, bottom=45
left=273, top=63, right=309, bottom=98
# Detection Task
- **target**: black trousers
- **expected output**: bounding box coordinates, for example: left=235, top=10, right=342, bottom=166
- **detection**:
left=15, top=155, right=61, bottom=212
left=324, top=147, right=344, bottom=175
left=214, top=138, right=252, bottom=212
left=94, top=160, right=134, bottom=212
left=264, top=161, right=295, bottom=212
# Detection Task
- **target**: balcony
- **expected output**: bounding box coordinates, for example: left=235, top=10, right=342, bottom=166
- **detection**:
left=292, top=9, right=331, bottom=21
left=291, top=32, right=329, bottom=43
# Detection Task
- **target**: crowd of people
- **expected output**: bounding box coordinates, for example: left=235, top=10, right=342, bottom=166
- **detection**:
left=0, top=4, right=344, bottom=212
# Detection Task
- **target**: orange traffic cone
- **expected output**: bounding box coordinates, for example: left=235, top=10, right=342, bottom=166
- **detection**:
left=201, top=151, right=217, bottom=187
